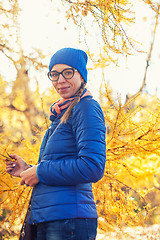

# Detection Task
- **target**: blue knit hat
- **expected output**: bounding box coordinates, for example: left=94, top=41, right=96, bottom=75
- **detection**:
left=49, top=48, right=88, bottom=83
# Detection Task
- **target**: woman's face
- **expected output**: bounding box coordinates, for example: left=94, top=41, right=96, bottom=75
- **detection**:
left=51, top=64, right=84, bottom=99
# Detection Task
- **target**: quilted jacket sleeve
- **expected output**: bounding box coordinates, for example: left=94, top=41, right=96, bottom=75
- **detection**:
left=37, top=98, right=106, bottom=185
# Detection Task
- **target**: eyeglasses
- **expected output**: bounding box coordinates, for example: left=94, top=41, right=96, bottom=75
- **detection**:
left=47, top=68, right=77, bottom=82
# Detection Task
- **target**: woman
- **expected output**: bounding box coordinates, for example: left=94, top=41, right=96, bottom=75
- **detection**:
left=6, top=48, right=106, bottom=240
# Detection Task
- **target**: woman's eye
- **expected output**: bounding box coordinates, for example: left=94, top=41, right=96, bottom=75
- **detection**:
left=65, top=71, right=72, bottom=75
left=52, top=73, right=58, bottom=78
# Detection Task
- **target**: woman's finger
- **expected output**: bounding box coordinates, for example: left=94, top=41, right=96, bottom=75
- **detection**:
left=20, top=179, right=25, bottom=185
left=6, top=165, right=15, bottom=170
left=6, top=161, right=15, bottom=165
left=6, top=167, right=14, bottom=172
left=9, top=154, right=20, bottom=160
left=6, top=162, right=16, bottom=168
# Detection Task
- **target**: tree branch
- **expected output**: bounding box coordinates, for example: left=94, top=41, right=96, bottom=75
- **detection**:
left=124, top=5, right=160, bottom=104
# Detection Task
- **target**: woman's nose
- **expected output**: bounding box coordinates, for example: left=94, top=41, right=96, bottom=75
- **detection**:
left=58, top=74, right=66, bottom=83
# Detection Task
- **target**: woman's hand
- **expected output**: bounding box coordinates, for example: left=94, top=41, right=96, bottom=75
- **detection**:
left=6, top=154, right=29, bottom=178
left=20, top=166, right=39, bottom=187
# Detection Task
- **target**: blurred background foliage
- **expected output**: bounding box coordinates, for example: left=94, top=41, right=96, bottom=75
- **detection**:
left=0, top=0, right=160, bottom=239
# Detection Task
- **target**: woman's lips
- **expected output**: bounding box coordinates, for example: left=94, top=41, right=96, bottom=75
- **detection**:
left=58, top=87, right=69, bottom=93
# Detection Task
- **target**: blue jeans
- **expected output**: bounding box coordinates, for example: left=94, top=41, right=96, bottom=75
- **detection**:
left=36, top=218, right=97, bottom=240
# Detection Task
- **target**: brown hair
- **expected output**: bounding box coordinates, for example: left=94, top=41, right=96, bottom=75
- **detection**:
left=60, top=82, right=86, bottom=124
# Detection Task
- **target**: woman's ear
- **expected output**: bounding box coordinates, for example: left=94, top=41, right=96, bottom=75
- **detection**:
left=81, top=77, right=84, bottom=83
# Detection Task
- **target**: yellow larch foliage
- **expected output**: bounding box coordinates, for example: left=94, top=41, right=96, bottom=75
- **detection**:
left=93, top=83, right=160, bottom=232
left=62, top=0, right=140, bottom=57
left=0, top=0, right=160, bottom=238
left=0, top=75, right=59, bottom=238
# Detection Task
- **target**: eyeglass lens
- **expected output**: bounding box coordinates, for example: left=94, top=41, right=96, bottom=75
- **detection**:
left=48, top=68, right=75, bottom=81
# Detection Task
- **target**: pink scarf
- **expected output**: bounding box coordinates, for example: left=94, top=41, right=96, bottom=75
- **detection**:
left=49, top=88, right=92, bottom=121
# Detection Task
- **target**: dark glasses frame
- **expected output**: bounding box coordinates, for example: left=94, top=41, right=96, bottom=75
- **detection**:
left=47, top=68, right=77, bottom=82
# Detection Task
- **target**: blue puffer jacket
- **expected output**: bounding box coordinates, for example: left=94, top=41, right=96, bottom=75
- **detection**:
left=29, top=96, right=106, bottom=224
